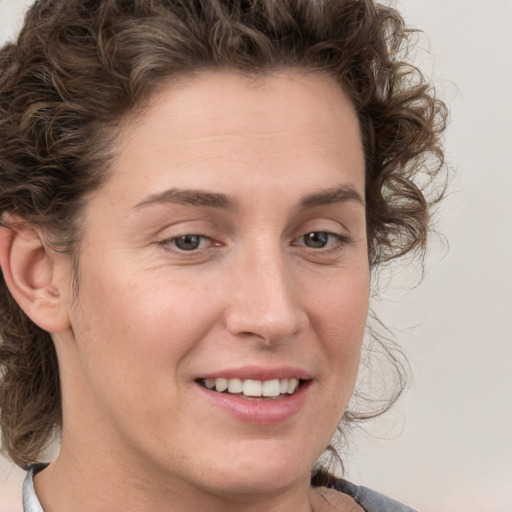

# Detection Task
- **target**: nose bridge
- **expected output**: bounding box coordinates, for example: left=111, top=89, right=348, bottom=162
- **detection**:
left=225, top=237, right=306, bottom=343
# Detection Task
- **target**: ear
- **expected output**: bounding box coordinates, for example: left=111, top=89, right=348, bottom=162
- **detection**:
left=0, top=216, right=71, bottom=333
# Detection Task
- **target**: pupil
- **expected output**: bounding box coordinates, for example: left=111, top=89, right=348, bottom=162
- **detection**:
left=176, top=235, right=200, bottom=250
left=305, top=232, right=328, bottom=248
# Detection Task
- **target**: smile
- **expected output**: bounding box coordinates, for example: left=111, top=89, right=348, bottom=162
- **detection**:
left=198, top=377, right=301, bottom=398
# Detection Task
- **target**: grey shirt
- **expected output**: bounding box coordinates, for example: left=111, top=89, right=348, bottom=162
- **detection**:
left=23, top=464, right=418, bottom=512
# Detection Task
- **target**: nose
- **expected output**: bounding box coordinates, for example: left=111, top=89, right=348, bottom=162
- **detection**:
left=224, top=244, right=309, bottom=345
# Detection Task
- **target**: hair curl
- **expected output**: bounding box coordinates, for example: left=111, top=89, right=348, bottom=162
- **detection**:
left=0, top=0, right=448, bottom=469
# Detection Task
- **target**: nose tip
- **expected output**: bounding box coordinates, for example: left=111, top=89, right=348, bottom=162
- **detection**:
left=226, top=304, right=307, bottom=345
left=224, top=259, right=308, bottom=344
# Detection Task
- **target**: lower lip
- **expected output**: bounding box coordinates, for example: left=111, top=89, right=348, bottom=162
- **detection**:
left=196, top=381, right=311, bottom=425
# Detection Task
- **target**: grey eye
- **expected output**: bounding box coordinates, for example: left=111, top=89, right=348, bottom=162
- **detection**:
left=173, top=235, right=202, bottom=251
left=303, top=232, right=330, bottom=248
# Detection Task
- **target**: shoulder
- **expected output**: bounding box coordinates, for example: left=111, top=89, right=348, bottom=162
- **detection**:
left=314, top=475, right=418, bottom=512
left=311, top=486, right=365, bottom=511
left=331, top=478, right=418, bottom=512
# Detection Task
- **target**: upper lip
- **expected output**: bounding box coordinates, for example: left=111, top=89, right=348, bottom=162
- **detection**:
left=197, top=366, right=312, bottom=382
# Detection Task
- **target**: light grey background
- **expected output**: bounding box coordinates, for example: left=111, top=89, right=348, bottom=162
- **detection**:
left=0, top=0, right=511, bottom=510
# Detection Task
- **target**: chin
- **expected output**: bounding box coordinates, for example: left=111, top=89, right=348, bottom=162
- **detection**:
left=205, top=468, right=305, bottom=500
left=196, top=440, right=315, bottom=498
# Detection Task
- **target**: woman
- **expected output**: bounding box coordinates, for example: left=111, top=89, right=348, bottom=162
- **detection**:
left=0, top=1, right=447, bottom=511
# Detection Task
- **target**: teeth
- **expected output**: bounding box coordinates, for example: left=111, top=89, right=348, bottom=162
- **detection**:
left=243, top=379, right=262, bottom=397
left=287, top=378, right=299, bottom=394
left=227, top=378, right=243, bottom=393
left=208, top=377, right=301, bottom=397
left=262, top=379, right=281, bottom=397
left=215, top=378, right=228, bottom=392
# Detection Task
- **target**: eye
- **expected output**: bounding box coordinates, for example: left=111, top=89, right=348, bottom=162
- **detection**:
left=303, top=231, right=329, bottom=248
left=298, top=231, right=345, bottom=249
left=167, top=234, right=210, bottom=251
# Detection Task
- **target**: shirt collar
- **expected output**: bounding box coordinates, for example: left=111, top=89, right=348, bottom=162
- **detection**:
left=23, top=464, right=48, bottom=512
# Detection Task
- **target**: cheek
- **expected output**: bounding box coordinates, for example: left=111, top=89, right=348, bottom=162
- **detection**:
left=310, top=270, right=369, bottom=340
left=307, top=270, right=369, bottom=389
left=70, top=270, right=222, bottom=383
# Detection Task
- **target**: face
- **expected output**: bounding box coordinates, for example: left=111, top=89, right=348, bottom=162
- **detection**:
left=54, top=71, right=369, bottom=503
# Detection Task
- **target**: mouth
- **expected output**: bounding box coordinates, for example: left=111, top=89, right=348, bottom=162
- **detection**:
left=195, top=372, right=312, bottom=424
left=196, top=377, right=306, bottom=399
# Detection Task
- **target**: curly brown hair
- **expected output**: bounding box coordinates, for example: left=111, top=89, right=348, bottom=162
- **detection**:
left=0, top=0, right=447, bottom=469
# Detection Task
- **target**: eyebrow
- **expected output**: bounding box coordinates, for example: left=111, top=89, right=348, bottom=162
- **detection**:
left=299, top=185, right=365, bottom=208
left=133, top=184, right=364, bottom=211
left=133, top=188, right=238, bottom=210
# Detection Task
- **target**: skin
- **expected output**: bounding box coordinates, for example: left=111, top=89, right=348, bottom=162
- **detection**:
left=16, top=71, right=369, bottom=511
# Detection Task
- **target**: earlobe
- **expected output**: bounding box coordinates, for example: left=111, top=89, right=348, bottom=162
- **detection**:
left=0, top=217, right=71, bottom=333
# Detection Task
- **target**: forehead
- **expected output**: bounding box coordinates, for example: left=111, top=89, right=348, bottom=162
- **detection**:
left=102, top=70, right=365, bottom=205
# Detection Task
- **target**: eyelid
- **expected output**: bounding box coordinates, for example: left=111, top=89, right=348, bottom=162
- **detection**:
left=293, top=231, right=349, bottom=248
left=290, top=216, right=350, bottom=241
